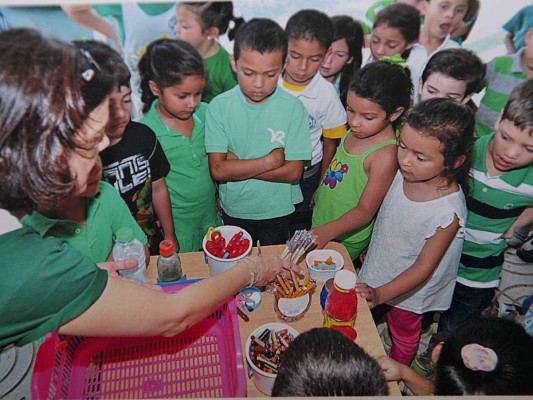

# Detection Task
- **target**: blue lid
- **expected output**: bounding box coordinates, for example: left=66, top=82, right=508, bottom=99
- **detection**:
left=239, top=286, right=262, bottom=311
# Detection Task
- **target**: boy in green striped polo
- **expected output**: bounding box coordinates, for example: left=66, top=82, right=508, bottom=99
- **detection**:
left=475, top=28, right=533, bottom=137
left=439, top=79, right=533, bottom=334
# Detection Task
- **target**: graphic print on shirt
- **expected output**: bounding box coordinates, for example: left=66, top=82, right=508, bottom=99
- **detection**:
left=269, top=128, right=286, bottom=146
left=322, top=159, right=349, bottom=189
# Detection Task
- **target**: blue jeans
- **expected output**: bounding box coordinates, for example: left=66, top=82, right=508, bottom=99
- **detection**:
left=438, top=282, right=495, bottom=334
left=221, top=212, right=289, bottom=246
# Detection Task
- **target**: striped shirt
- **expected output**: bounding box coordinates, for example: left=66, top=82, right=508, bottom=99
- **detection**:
left=458, top=133, right=533, bottom=288
left=475, top=49, right=526, bottom=137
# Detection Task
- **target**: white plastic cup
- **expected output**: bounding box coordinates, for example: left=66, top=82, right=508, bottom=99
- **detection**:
left=305, top=249, right=344, bottom=282
left=245, top=323, right=299, bottom=396
left=202, top=225, right=252, bottom=276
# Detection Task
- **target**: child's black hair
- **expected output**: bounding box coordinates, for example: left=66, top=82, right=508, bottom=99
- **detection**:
left=435, top=317, right=533, bottom=395
left=373, top=3, right=421, bottom=59
left=285, top=9, right=334, bottom=50
left=501, top=79, right=533, bottom=135
left=406, top=98, right=474, bottom=192
left=331, top=15, right=365, bottom=107
left=179, top=1, right=244, bottom=41
left=74, top=40, right=131, bottom=89
left=138, top=38, right=206, bottom=114
left=272, top=328, right=389, bottom=397
left=233, top=18, right=287, bottom=62
left=421, top=48, right=486, bottom=97
left=349, top=61, right=412, bottom=129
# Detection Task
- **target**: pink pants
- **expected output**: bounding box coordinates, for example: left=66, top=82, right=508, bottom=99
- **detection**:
left=387, top=307, right=422, bottom=365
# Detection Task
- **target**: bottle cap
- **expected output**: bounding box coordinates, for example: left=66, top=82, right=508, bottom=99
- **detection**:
left=159, top=240, right=175, bottom=257
left=333, top=270, right=357, bottom=290
left=115, top=227, right=133, bottom=243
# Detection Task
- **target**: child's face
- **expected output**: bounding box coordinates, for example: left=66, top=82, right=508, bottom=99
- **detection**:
left=418, top=73, right=467, bottom=103
left=320, top=38, right=352, bottom=80
left=398, top=123, right=447, bottom=184
left=69, top=100, right=109, bottom=197
left=105, top=86, right=132, bottom=144
left=174, top=5, right=207, bottom=49
left=488, top=118, right=533, bottom=174
left=151, top=75, right=205, bottom=121
left=346, top=92, right=391, bottom=139
left=232, top=48, right=283, bottom=104
left=425, top=0, right=468, bottom=40
left=370, top=24, right=412, bottom=61
left=284, top=38, right=329, bottom=85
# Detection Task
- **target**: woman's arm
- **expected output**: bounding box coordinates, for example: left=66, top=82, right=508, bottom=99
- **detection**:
left=208, top=149, right=285, bottom=181
left=313, top=145, right=397, bottom=249
left=59, top=255, right=294, bottom=337
left=152, top=177, right=179, bottom=252
left=356, top=215, right=461, bottom=308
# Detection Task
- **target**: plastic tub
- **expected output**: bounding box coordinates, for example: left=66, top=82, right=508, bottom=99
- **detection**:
left=202, top=225, right=252, bottom=276
left=245, top=323, right=299, bottom=396
left=306, top=249, right=344, bottom=282
left=31, top=283, right=246, bottom=399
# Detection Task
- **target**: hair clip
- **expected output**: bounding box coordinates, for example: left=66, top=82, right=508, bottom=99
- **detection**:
left=381, top=54, right=408, bottom=69
left=461, top=343, right=498, bottom=372
left=81, top=68, right=95, bottom=82
left=79, top=48, right=101, bottom=82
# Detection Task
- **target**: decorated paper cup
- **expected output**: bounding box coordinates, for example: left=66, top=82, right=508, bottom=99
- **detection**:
left=306, top=249, right=344, bottom=282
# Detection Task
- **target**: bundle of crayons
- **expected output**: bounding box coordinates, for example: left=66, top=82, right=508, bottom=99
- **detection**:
left=280, top=229, right=317, bottom=264
left=275, top=270, right=314, bottom=298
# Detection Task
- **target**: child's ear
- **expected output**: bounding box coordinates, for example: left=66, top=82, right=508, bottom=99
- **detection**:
left=417, top=0, right=429, bottom=16
left=230, top=53, right=237, bottom=73
left=454, top=154, right=467, bottom=169
left=389, top=106, right=405, bottom=123
left=205, top=26, right=220, bottom=40
left=346, top=55, right=354, bottom=65
left=148, top=80, right=161, bottom=97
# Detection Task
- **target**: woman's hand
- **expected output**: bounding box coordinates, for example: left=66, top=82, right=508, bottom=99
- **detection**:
left=243, top=254, right=302, bottom=287
left=355, top=282, right=379, bottom=308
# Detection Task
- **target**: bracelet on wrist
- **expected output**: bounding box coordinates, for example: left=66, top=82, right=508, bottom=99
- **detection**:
left=241, top=256, right=257, bottom=287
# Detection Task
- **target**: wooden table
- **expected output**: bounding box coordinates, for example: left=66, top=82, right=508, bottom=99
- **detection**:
left=148, top=242, right=400, bottom=397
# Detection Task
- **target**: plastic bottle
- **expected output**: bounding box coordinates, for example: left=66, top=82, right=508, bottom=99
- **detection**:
left=157, top=240, right=182, bottom=282
left=324, top=270, right=358, bottom=339
left=112, top=227, right=148, bottom=283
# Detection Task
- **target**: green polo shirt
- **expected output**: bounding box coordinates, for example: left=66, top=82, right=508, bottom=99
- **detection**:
left=458, top=133, right=533, bottom=288
left=21, top=182, right=146, bottom=263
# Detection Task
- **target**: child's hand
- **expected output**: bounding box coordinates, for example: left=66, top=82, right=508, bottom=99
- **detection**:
left=268, top=148, right=285, bottom=169
left=378, top=355, right=404, bottom=382
left=165, top=234, right=180, bottom=254
left=310, top=226, right=332, bottom=249
left=355, top=282, right=379, bottom=308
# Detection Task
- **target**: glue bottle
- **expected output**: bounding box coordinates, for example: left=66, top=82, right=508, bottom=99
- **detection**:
left=112, top=227, right=148, bottom=283
left=324, top=270, right=358, bottom=340
left=157, top=240, right=182, bottom=282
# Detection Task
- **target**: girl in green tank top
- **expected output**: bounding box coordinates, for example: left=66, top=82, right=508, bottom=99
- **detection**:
left=312, top=61, right=412, bottom=260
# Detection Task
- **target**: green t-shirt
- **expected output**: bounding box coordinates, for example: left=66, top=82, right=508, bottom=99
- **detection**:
left=21, top=182, right=146, bottom=263
left=205, top=86, right=312, bottom=220
left=141, top=101, right=221, bottom=252
left=203, top=45, right=238, bottom=103
left=0, top=227, right=108, bottom=347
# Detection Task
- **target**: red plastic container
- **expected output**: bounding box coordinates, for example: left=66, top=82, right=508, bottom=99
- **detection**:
left=31, top=284, right=246, bottom=399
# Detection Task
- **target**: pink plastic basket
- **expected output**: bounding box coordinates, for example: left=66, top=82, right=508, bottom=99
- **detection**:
left=31, top=284, right=246, bottom=399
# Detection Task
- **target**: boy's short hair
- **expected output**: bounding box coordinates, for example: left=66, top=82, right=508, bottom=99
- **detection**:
left=74, top=40, right=131, bottom=89
left=374, top=3, right=421, bottom=45
left=285, top=9, right=334, bottom=50
left=501, top=79, right=533, bottom=134
left=233, top=18, right=287, bottom=61
left=272, top=328, right=389, bottom=397
left=421, top=48, right=486, bottom=96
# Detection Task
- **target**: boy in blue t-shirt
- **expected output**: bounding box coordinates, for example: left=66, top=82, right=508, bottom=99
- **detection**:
left=205, top=18, right=312, bottom=245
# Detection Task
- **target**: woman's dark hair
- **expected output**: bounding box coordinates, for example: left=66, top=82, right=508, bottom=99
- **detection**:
left=272, top=328, right=389, bottom=397
left=331, top=15, right=364, bottom=107
left=349, top=61, right=412, bottom=129
left=179, top=1, right=244, bottom=41
left=435, top=317, right=533, bottom=395
left=138, top=38, right=206, bottom=114
left=0, top=28, right=114, bottom=211
left=373, top=3, right=421, bottom=59
left=406, top=98, right=474, bottom=192
left=233, top=18, right=288, bottom=62
left=74, top=39, right=131, bottom=89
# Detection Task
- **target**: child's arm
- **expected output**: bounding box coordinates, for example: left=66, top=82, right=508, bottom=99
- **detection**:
left=253, top=160, right=304, bottom=182
left=313, top=144, right=397, bottom=249
left=356, top=215, right=461, bottom=308
left=504, top=32, right=517, bottom=54
left=502, top=207, right=533, bottom=240
left=322, top=137, right=340, bottom=179
left=152, top=177, right=179, bottom=252
left=208, top=148, right=285, bottom=182
left=378, top=355, right=435, bottom=395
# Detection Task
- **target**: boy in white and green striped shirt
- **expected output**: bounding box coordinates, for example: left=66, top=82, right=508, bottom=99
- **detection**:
left=439, top=79, right=533, bottom=334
